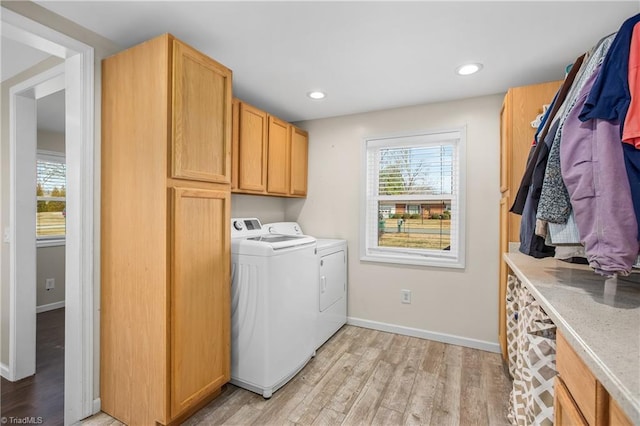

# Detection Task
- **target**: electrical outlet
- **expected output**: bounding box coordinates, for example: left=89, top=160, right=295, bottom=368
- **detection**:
left=401, top=289, right=411, bottom=304
left=45, top=278, right=55, bottom=290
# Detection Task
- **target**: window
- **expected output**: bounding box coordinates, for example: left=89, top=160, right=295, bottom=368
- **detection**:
left=361, top=128, right=465, bottom=268
left=37, top=151, right=66, bottom=244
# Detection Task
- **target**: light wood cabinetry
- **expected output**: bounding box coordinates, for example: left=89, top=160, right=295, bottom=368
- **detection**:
left=555, top=377, right=589, bottom=426
left=236, top=101, right=268, bottom=192
left=267, top=115, right=291, bottom=195
left=498, top=80, right=562, bottom=360
left=232, top=98, right=308, bottom=197
left=555, top=332, right=633, bottom=426
left=101, top=34, right=231, bottom=425
left=290, top=126, right=309, bottom=197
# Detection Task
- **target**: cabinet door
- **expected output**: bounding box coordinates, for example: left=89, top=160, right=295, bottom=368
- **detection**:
left=555, top=377, right=588, bottom=426
left=238, top=103, right=268, bottom=192
left=267, top=116, right=290, bottom=195
left=172, top=39, right=232, bottom=183
left=290, top=126, right=308, bottom=196
left=170, top=187, right=230, bottom=417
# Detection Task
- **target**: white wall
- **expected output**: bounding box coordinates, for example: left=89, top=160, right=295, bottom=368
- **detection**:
left=287, top=94, right=503, bottom=349
left=231, top=193, right=287, bottom=224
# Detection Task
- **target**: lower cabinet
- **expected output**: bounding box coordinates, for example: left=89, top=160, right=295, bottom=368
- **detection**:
left=555, top=377, right=589, bottom=426
left=170, top=187, right=230, bottom=416
left=506, top=273, right=634, bottom=426
left=555, top=331, right=633, bottom=426
left=101, top=186, right=230, bottom=425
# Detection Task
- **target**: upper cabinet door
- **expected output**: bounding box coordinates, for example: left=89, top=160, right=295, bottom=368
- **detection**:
left=238, top=102, right=268, bottom=192
left=267, top=116, right=290, bottom=195
left=172, top=39, right=232, bottom=183
left=290, top=126, right=308, bottom=196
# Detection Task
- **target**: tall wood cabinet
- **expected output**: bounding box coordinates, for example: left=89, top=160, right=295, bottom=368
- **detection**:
left=231, top=98, right=308, bottom=197
left=498, top=80, right=562, bottom=360
left=101, top=34, right=232, bottom=425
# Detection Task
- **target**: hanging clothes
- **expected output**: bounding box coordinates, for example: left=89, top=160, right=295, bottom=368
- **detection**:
left=622, top=23, right=640, bottom=147
left=580, top=13, right=640, bottom=132
left=536, top=35, right=615, bottom=225
left=514, top=58, right=585, bottom=258
left=579, top=14, right=640, bottom=240
left=560, top=65, right=638, bottom=276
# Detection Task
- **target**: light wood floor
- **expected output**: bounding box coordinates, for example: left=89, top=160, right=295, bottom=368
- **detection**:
left=83, top=325, right=512, bottom=425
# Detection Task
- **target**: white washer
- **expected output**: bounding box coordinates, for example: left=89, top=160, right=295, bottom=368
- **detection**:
left=230, top=218, right=317, bottom=398
left=264, top=222, right=347, bottom=349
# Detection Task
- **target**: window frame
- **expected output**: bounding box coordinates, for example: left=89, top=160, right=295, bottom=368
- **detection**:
left=359, top=127, right=466, bottom=269
left=36, top=149, right=66, bottom=247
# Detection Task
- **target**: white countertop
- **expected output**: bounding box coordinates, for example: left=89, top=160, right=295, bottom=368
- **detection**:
left=504, top=252, right=640, bottom=424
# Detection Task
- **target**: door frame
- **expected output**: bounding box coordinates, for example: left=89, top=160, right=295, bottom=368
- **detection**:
left=2, top=7, right=96, bottom=424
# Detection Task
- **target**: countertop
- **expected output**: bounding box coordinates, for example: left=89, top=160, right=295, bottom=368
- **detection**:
left=504, top=252, right=640, bottom=424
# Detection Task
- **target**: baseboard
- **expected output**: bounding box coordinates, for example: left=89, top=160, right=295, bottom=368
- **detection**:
left=92, top=398, right=101, bottom=415
left=36, top=300, right=65, bottom=313
left=1, top=362, right=10, bottom=380
left=347, top=316, right=501, bottom=353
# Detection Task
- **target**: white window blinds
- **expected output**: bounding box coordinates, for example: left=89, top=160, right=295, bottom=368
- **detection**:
left=36, top=151, right=66, bottom=239
left=361, top=128, right=466, bottom=268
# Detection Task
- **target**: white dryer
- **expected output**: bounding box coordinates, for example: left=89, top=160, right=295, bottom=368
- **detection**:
left=264, top=222, right=347, bottom=349
left=230, top=218, right=317, bottom=398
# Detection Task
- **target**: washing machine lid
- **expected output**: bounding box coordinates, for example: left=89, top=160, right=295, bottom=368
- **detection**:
left=246, top=233, right=313, bottom=245
left=232, top=233, right=316, bottom=254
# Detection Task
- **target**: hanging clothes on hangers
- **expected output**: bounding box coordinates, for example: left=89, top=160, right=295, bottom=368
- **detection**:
left=560, top=65, right=638, bottom=276
left=536, top=34, right=616, bottom=226
left=622, top=23, right=640, bottom=147
left=512, top=56, right=584, bottom=258
left=580, top=13, right=640, bottom=240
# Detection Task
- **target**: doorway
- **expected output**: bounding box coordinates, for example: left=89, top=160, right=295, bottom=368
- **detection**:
left=1, top=7, right=96, bottom=425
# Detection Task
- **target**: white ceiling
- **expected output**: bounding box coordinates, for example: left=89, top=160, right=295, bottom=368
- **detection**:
left=16, top=1, right=640, bottom=124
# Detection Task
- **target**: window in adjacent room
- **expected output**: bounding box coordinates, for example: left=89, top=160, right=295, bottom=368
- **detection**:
left=361, top=128, right=466, bottom=268
left=36, top=150, right=66, bottom=244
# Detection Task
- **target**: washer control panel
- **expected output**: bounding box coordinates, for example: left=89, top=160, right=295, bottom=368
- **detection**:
left=231, top=218, right=263, bottom=236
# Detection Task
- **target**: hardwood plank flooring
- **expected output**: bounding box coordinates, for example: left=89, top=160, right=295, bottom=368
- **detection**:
left=0, top=308, right=65, bottom=426
left=83, top=325, right=512, bottom=425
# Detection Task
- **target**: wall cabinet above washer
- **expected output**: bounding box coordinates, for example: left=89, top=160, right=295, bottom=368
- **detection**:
left=231, top=98, right=308, bottom=197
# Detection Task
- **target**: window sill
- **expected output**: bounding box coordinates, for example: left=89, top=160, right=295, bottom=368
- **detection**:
left=37, top=238, right=66, bottom=248
left=360, top=253, right=465, bottom=269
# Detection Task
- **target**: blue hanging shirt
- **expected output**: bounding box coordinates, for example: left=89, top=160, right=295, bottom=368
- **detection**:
left=579, top=13, right=640, bottom=131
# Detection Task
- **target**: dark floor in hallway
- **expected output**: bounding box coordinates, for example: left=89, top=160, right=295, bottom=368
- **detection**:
left=1, top=308, right=65, bottom=426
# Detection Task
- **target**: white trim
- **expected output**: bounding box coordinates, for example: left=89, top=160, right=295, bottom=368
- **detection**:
left=346, top=316, right=501, bottom=354
left=92, top=398, right=101, bottom=415
left=37, top=238, right=66, bottom=248
left=36, top=300, right=65, bottom=313
left=37, top=149, right=65, bottom=163
left=0, top=363, right=9, bottom=379
left=3, top=7, right=95, bottom=425
left=9, top=78, right=39, bottom=384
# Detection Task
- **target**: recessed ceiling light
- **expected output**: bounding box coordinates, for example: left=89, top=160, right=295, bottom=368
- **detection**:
left=307, top=91, right=326, bottom=100
left=456, top=63, right=483, bottom=76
